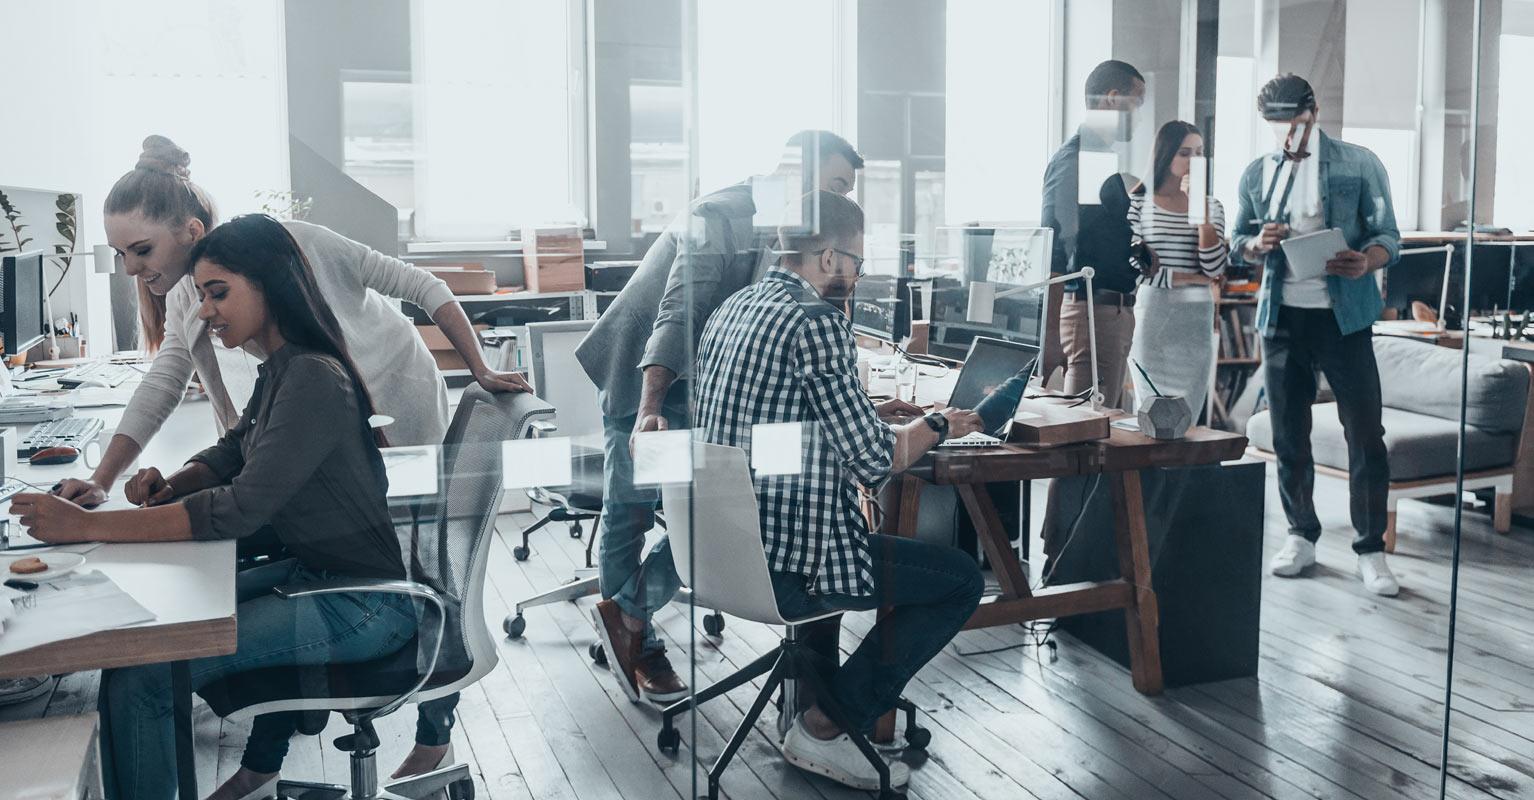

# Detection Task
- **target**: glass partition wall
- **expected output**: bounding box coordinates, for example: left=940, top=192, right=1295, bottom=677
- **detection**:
left=1444, top=2, right=1534, bottom=798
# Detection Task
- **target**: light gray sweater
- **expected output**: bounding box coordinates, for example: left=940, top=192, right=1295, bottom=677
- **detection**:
left=115, top=220, right=454, bottom=450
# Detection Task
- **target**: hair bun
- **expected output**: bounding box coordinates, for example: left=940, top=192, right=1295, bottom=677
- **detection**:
left=135, top=135, right=192, bottom=179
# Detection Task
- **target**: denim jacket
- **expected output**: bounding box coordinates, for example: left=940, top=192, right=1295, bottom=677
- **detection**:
left=1230, top=131, right=1401, bottom=337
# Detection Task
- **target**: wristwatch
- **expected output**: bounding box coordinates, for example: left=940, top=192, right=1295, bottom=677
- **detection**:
left=922, top=411, right=950, bottom=442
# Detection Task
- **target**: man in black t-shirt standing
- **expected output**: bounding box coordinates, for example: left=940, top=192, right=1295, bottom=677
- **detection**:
left=1040, top=59, right=1154, bottom=409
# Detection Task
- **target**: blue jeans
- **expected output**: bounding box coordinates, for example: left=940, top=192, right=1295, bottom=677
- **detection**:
left=98, top=559, right=418, bottom=800
left=771, top=534, right=983, bottom=734
left=598, top=407, right=686, bottom=656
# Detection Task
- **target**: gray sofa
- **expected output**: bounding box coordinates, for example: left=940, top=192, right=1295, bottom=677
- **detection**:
left=1246, top=335, right=1533, bottom=551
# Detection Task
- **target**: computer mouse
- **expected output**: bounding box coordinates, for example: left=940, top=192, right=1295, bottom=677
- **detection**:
left=29, top=446, right=80, bottom=466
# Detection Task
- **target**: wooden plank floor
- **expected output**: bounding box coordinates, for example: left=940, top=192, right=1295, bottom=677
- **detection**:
left=5, top=471, right=1531, bottom=799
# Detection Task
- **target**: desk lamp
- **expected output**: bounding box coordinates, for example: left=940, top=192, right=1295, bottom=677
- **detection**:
left=967, top=266, right=1104, bottom=411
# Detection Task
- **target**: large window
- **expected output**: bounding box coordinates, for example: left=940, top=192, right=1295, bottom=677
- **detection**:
left=409, top=0, right=583, bottom=240
left=1494, top=33, right=1534, bottom=228
left=944, top=0, right=1056, bottom=225
left=694, top=0, right=853, bottom=193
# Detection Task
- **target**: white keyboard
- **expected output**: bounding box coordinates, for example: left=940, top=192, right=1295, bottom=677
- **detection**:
left=57, top=361, right=139, bottom=388
left=939, top=431, right=1002, bottom=448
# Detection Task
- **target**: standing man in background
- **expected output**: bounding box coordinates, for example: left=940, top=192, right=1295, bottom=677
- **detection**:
left=1040, top=59, right=1154, bottom=409
left=575, top=130, right=863, bottom=705
left=1230, top=74, right=1401, bottom=596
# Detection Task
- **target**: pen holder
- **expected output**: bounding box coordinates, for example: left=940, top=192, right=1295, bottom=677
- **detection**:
left=1137, top=394, right=1192, bottom=440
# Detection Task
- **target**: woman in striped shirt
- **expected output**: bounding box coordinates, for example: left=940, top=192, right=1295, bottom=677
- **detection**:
left=1128, top=120, right=1230, bottom=415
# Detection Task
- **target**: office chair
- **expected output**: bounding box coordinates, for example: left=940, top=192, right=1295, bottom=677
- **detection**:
left=198, top=387, right=554, bottom=799
left=653, top=443, right=927, bottom=800
left=503, top=320, right=725, bottom=649
left=512, top=321, right=606, bottom=564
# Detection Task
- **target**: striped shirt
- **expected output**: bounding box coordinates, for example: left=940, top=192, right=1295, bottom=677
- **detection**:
left=693, top=268, right=896, bottom=597
left=1129, top=193, right=1230, bottom=289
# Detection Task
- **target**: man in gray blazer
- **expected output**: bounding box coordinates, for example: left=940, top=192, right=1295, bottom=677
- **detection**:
left=576, top=130, right=862, bottom=704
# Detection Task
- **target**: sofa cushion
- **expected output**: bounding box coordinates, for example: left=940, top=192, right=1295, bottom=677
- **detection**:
left=1374, top=336, right=1529, bottom=432
left=1247, top=405, right=1517, bottom=481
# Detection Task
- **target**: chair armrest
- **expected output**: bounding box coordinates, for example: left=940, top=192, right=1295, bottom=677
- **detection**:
left=530, top=420, right=559, bottom=436
left=273, top=578, right=443, bottom=605
left=272, top=578, right=447, bottom=723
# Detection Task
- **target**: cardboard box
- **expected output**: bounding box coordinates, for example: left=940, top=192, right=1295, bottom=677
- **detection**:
left=416, top=323, right=489, bottom=373
left=521, top=226, right=586, bottom=293
left=426, top=264, right=496, bottom=296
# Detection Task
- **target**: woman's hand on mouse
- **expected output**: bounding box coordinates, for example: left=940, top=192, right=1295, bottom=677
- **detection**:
left=124, top=467, right=176, bottom=507
left=52, top=477, right=109, bottom=509
left=7, top=493, right=94, bottom=543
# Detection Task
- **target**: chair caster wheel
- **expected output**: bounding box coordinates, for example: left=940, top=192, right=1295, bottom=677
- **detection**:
left=589, top=642, right=607, bottom=666
left=513, top=545, right=531, bottom=561
left=504, top=614, right=526, bottom=639
left=905, top=725, right=931, bottom=751
left=657, top=725, right=681, bottom=754
left=703, top=612, right=725, bottom=637
left=569, top=525, right=584, bottom=539
left=449, top=777, right=476, bottom=800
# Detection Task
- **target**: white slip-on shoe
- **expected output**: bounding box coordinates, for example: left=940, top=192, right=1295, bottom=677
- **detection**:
left=781, top=716, right=910, bottom=791
left=1357, top=552, right=1400, bottom=597
left=1269, top=534, right=1317, bottom=577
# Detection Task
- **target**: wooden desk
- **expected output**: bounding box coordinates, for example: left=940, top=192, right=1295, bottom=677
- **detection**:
left=881, top=419, right=1246, bottom=697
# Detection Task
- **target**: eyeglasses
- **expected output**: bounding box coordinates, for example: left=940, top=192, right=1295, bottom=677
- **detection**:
left=819, top=248, right=866, bottom=277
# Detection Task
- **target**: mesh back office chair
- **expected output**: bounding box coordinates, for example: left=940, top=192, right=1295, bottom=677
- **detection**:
left=199, top=387, right=554, bottom=800
left=511, top=321, right=605, bottom=564
left=504, top=320, right=725, bottom=663
left=654, top=444, right=927, bottom=800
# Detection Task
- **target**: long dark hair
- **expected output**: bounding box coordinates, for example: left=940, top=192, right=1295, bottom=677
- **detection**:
left=103, top=135, right=219, bottom=353
left=1151, top=120, right=1203, bottom=196
left=187, top=214, right=386, bottom=445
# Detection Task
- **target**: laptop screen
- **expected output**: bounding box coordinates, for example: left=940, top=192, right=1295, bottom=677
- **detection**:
left=948, top=337, right=1040, bottom=435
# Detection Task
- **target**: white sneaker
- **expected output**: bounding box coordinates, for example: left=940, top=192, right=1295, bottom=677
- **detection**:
left=1269, top=534, right=1317, bottom=577
left=781, top=717, right=910, bottom=791
left=1357, top=552, right=1400, bottom=596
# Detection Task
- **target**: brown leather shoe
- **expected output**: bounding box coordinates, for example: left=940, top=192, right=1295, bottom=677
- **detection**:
left=592, top=599, right=643, bottom=702
left=636, top=651, right=689, bottom=705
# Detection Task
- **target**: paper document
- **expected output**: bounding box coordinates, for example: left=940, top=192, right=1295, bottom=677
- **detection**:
left=1278, top=227, right=1349, bottom=281
left=0, top=570, right=156, bottom=657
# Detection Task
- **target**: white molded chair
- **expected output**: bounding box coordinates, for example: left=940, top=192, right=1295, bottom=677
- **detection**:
left=654, top=443, right=925, bottom=800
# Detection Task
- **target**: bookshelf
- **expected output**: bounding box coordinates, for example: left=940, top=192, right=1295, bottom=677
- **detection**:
left=1213, top=293, right=1262, bottom=430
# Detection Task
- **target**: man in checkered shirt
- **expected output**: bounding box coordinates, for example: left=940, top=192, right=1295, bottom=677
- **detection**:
left=694, top=190, right=986, bottom=791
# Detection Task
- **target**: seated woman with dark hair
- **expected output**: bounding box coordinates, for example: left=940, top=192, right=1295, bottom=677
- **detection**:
left=10, top=214, right=418, bottom=800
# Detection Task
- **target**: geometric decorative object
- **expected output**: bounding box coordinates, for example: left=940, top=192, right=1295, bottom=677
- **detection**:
left=1137, top=394, right=1193, bottom=440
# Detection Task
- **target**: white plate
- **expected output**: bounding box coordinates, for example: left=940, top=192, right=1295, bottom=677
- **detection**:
left=1, top=552, right=87, bottom=582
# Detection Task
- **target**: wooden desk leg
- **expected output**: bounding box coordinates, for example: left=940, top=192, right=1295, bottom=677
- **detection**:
left=1110, top=470, right=1164, bottom=695
left=173, top=660, right=198, bottom=798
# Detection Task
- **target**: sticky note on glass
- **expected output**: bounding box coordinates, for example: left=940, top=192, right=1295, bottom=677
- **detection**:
left=1078, top=151, right=1120, bottom=206
left=1188, top=156, right=1209, bottom=226
left=751, top=422, right=804, bottom=476
left=633, top=429, right=694, bottom=486
left=502, top=437, right=572, bottom=490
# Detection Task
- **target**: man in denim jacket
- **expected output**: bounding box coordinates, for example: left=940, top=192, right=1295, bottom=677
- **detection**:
left=1230, top=74, right=1402, bottom=596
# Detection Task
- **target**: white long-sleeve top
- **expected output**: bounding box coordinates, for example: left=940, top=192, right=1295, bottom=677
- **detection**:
left=116, top=220, right=456, bottom=449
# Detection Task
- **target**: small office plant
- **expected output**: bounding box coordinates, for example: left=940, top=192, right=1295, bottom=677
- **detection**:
left=254, top=189, right=313, bottom=221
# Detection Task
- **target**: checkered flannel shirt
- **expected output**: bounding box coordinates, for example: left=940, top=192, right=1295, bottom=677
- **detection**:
left=693, top=268, right=896, bottom=598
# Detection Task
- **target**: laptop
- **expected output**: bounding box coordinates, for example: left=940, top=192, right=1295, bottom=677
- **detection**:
left=940, top=337, right=1040, bottom=448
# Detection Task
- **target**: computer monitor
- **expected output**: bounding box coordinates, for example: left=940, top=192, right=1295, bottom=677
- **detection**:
left=851, top=275, right=913, bottom=342
left=1, top=251, right=46, bottom=357
left=924, top=226, right=1052, bottom=360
